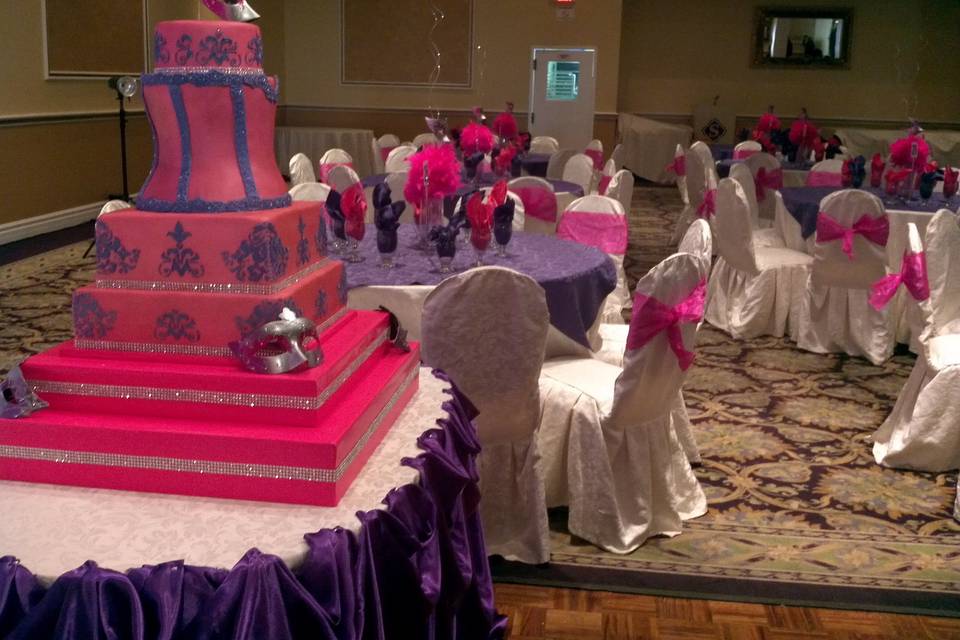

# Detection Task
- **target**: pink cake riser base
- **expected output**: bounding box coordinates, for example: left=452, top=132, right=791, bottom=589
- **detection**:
left=96, top=201, right=327, bottom=286
left=2, top=344, right=420, bottom=471
left=73, top=260, right=343, bottom=352
left=27, top=311, right=386, bottom=427
left=0, top=373, right=419, bottom=507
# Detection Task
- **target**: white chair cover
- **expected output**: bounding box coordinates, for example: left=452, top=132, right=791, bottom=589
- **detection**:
left=705, top=178, right=812, bottom=339
left=796, top=189, right=895, bottom=364
left=732, top=140, right=761, bottom=159
left=546, top=149, right=576, bottom=180
left=412, top=132, right=438, bottom=148
left=586, top=139, right=604, bottom=152
left=609, top=143, right=624, bottom=171
left=603, top=170, right=634, bottom=215
left=562, top=153, right=595, bottom=193
left=318, top=148, right=354, bottom=183
left=602, top=158, right=617, bottom=178
left=691, top=141, right=718, bottom=185
left=806, top=159, right=845, bottom=187
left=377, top=134, right=401, bottom=147
left=671, top=142, right=714, bottom=244
left=385, top=145, right=417, bottom=173
left=559, top=195, right=630, bottom=323
left=873, top=212, right=960, bottom=471
left=743, top=152, right=783, bottom=224
left=99, top=200, right=132, bottom=216
left=671, top=143, right=689, bottom=206
left=509, top=176, right=557, bottom=236
left=288, top=152, right=316, bottom=186
left=374, top=134, right=401, bottom=174
left=421, top=267, right=551, bottom=564
left=729, top=163, right=784, bottom=247
left=326, top=164, right=361, bottom=195
left=538, top=252, right=708, bottom=553
left=288, top=181, right=331, bottom=203
left=530, top=136, right=560, bottom=154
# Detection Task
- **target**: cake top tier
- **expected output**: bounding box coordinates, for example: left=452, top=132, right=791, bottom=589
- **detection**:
left=153, top=21, right=263, bottom=72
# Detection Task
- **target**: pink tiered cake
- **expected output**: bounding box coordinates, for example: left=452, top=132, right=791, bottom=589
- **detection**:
left=0, top=21, right=420, bottom=506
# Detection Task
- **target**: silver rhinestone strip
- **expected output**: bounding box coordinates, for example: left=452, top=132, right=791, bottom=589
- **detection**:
left=74, top=308, right=349, bottom=356
left=155, top=66, right=265, bottom=76
left=0, top=364, right=419, bottom=483
left=95, top=259, right=331, bottom=295
left=34, top=325, right=386, bottom=411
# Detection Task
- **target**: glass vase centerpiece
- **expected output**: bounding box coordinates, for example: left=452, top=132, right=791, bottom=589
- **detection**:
left=461, top=122, right=494, bottom=189
left=340, top=183, right=368, bottom=263
left=403, top=142, right=462, bottom=252
left=372, top=183, right=405, bottom=268
left=488, top=180, right=515, bottom=257
left=465, top=191, right=493, bottom=266
left=889, top=121, right=931, bottom=203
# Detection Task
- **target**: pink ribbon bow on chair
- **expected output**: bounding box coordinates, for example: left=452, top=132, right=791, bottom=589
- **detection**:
left=754, top=167, right=783, bottom=202
left=664, top=155, right=686, bottom=177
left=815, top=212, right=889, bottom=260
left=696, top=188, right=716, bottom=219
left=626, top=281, right=706, bottom=370
left=869, top=251, right=929, bottom=310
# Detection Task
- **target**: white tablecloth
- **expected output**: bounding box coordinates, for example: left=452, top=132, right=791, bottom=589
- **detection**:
left=617, top=114, right=693, bottom=184
left=835, top=128, right=960, bottom=167
left=0, top=368, right=445, bottom=582
left=275, top=126, right=377, bottom=178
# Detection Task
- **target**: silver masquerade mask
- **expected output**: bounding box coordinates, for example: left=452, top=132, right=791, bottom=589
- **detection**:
left=1, top=366, right=48, bottom=419
left=229, top=308, right=323, bottom=374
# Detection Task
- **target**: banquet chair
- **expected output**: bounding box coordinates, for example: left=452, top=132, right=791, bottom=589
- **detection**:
left=705, top=178, right=812, bottom=339
left=558, top=195, right=630, bottom=323
left=326, top=164, right=361, bottom=195
left=288, top=152, right=317, bottom=186
left=288, top=181, right=330, bottom=203
left=373, top=134, right=401, bottom=174
left=594, top=219, right=713, bottom=464
left=671, top=144, right=712, bottom=244
left=795, top=189, right=895, bottom=364
left=609, top=143, right=624, bottom=171
left=385, top=145, right=417, bottom=173
left=596, top=159, right=618, bottom=194
left=480, top=186, right=526, bottom=231
left=537, top=251, right=708, bottom=553
left=729, top=163, right=785, bottom=247
left=508, top=176, right=558, bottom=235
left=420, top=267, right=551, bottom=564
left=671, top=143, right=689, bottom=207
left=743, top=152, right=783, bottom=225
left=545, top=149, right=576, bottom=180
left=806, top=159, right=845, bottom=187
left=412, top=132, right=438, bottom=148
left=585, top=139, right=605, bottom=171
left=530, top=136, right=560, bottom=154
left=871, top=216, right=960, bottom=471
left=562, top=153, right=596, bottom=194
left=733, top=140, right=762, bottom=159
left=691, top=141, right=719, bottom=182
left=318, top=148, right=354, bottom=183
left=603, top=169, right=635, bottom=216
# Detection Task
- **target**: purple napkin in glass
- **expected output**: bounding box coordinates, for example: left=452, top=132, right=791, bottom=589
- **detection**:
left=324, top=190, right=347, bottom=241
left=373, top=183, right=405, bottom=253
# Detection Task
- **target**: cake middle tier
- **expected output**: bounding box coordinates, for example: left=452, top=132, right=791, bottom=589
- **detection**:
left=95, top=201, right=329, bottom=288
left=73, top=257, right=346, bottom=356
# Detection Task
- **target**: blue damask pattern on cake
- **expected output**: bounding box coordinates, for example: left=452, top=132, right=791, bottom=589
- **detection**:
left=73, top=293, right=117, bottom=339
left=154, top=310, right=200, bottom=342
left=315, top=290, right=328, bottom=318
left=314, top=212, right=328, bottom=257
left=159, top=222, right=205, bottom=278
left=197, top=32, right=240, bottom=66
left=235, top=299, right=304, bottom=337
left=337, top=268, right=348, bottom=305
left=246, top=36, right=264, bottom=65
left=222, top=223, right=289, bottom=283
left=154, top=33, right=170, bottom=64
left=297, top=216, right=310, bottom=265
left=175, top=35, right=193, bottom=65
left=95, top=220, right=141, bottom=275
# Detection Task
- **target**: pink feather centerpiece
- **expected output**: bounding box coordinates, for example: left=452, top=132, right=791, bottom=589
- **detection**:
left=403, top=143, right=462, bottom=213
left=889, top=135, right=930, bottom=172
left=492, top=102, right=519, bottom=141
left=461, top=122, right=495, bottom=155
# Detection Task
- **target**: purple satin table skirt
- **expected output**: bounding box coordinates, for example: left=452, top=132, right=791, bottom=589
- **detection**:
left=345, top=225, right=616, bottom=349
left=780, top=186, right=960, bottom=239
left=0, top=371, right=507, bottom=640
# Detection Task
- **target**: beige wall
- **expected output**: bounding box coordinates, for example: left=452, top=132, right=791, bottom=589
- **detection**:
left=281, top=0, right=623, bottom=114
left=618, top=0, right=960, bottom=124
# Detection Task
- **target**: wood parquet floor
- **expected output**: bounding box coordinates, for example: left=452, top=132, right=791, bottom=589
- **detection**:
left=494, top=584, right=960, bottom=639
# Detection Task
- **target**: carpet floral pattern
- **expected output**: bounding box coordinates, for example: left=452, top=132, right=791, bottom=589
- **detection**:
left=2, top=188, right=959, bottom=610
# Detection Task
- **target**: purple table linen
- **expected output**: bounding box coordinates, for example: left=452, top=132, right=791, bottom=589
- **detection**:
left=360, top=174, right=583, bottom=203
left=343, top=225, right=617, bottom=349
left=717, top=158, right=813, bottom=178
left=519, top=153, right=550, bottom=177
left=780, top=186, right=960, bottom=239
left=0, top=371, right=508, bottom=640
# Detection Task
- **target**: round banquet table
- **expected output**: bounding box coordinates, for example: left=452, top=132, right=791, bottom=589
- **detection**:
left=0, top=369, right=506, bottom=637
left=344, top=225, right=617, bottom=358
left=717, top=158, right=812, bottom=187
left=519, top=152, right=551, bottom=177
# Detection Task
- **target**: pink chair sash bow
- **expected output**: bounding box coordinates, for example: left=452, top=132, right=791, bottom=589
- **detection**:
left=513, top=186, right=558, bottom=222
left=754, top=167, right=783, bottom=202
left=697, top=188, right=716, bottom=219
left=557, top=212, right=627, bottom=254
left=664, top=155, right=686, bottom=176
left=806, top=171, right=843, bottom=187
left=869, top=251, right=929, bottom=310
left=732, top=148, right=758, bottom=160
left=815, top=212, right=889, bottom=260
left=626, top=280, right=706, bottom=370
left=379, top=146, right=397, bottom=164
left=597, top=175, right=612, bottom=195
left=584, top=149, right=604, bottom=170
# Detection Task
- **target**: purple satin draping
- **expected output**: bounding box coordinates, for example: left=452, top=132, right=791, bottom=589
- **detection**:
left=0, top=371, right=507, bottom=640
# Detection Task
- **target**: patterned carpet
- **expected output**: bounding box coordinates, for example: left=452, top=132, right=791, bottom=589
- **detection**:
left=2, top=188, right=960, bottom=614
